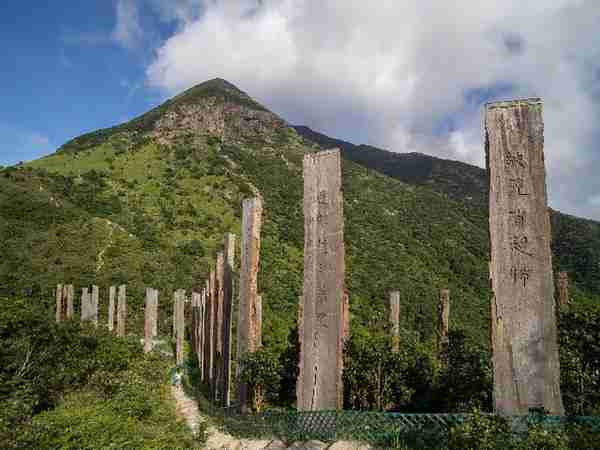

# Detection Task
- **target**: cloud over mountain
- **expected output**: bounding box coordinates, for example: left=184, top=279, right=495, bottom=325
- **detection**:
left=145, top=0, right=600, bottom=220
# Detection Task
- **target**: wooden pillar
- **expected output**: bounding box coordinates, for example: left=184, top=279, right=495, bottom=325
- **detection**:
left=297, top=148, right=346, bottom=411
left=200, top=288, right=206, bottom=381
left=55, top=284, right=63, bottom=322
left=64, top=284, right=74, bottom=319
left=389, top=291, right=400, bottom=353
left=213, top=252, right=225, bottom=402
left=557, top=272, right=570, bottom=307
left=208, top=271, right=216, bottom=385
left=91, top=285, right=99, bottom=327
left=80, top=287, right=90, bottom=322
left=191, top=292, right=202, bottom=366
left=108, top=286, right=116, bottom=331
left=116, top=284, right=127, bottom=337
left=486, top=98, right=564, bottom=415
left=237, top=196, right=263, bottom=411
left=144, top=288, right=158, bottom=353
left=437, top=288, right=450, bottom=352
left=204, top=278, right=214, bottom=383
left=222, top=233, right=236, bottom=407
left=175, top=290, right=185, bottom=366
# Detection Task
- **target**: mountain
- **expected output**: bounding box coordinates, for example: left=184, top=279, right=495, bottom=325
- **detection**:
left=1, top=78, right=599, bottom=354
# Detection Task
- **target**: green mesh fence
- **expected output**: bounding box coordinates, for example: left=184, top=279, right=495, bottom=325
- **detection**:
left=195, top=393, right=600, bottom=447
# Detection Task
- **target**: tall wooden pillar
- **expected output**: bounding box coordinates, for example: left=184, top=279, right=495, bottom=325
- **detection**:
left=174, top=290, right=185, bottom=366
left=91, top=285, right=99, bottom=327
left=55, top=284, right=63, bottom=322
left=108, top=286, right=116, bottom=331
left=80, top=287, right=90, bottom=322
left=297, top=149, right=346, bottom=411
left=64, top=284, right=74, bottom=319
left=222, top=233, right=236, bottom=407
left=237, top=196, right=263, bottom=411
left=116, top=284, right=127, bottom=337
left=486, top=98, right=564, bottom=414
left=145, top=288, right=158, bottom=353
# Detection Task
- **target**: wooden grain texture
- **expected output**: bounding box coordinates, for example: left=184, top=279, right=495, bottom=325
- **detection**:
left=207, top=272, right=216, bottom=384
left=91, top=285, right=99, bottom=327
left=485, top=98, right=564, bottom=414
left=204, top=278, right=213, bottom=383
left=175, top=290, right=185, bottom=366
left=213, top=252, right=225, bottom=402
left=389, top=291, right=400, bottom=353
left=144, top=288, right=157, bottom=353
left=297, top=148, right=346, bottom=411
left=117, top=285, right=127, bottom=337
left=108, top=286, right=116, bottom=331
left=64, top=284, right=74, bottom=319
left=200, top=288, right=206, bottom=381
left=55, top=284, right=63, bottom=322
left=80, top=287, right=90, bottom=323
left=237, top=196, right=263, bottom=411
left=222, top=233, right=236, bottom=407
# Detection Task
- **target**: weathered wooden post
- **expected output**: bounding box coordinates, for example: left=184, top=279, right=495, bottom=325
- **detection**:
left=204, top=278, right=213, bottom=384
left=116, top=284, right=127, bottom=337
left=297, top=149, right=346, bottom=411
left=389, top=291, right=400, bottom=353
left=55, top=284, right=63, bottom=322
left=437, top=288, right=450, bottom=353
left=486, top=98, right=564, bottom=414
left=144, top=288, right=158, bottom=353
left=191, top=292, right=201, bottom=363
left=557, top=272, right=570, bottom=307
left=108, top=286, right=116, bottom=331
left=200, top=288, right=206, bottom=381
left=64, top=284, right=74, bottom=319
left=221, top=233, right=236, bottom=407
left=91, top=285, right=99, bottom=327
left=213, top=252, right=225, bottom=402
left=80, top=287, right=90, bottom=322
left=174, top=290, right=185, bottom=365
left=237, top=196, right=263, bottom=411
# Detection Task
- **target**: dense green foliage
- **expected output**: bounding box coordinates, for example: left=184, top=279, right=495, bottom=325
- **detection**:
left=238, top=349, right=282, bottom=412
left=0, top=297, right=202, bottom=449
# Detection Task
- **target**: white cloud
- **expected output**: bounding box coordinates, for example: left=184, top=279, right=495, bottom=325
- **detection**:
left=145, top=0, right=600, bottom=220
left=112, top=0, right=144, bottom=49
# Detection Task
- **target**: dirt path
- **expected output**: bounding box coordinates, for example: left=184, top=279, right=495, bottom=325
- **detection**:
left=170, top=384, right=372, bottom=449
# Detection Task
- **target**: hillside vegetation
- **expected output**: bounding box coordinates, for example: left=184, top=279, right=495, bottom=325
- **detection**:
left=2, top=78, right=599, bottom=351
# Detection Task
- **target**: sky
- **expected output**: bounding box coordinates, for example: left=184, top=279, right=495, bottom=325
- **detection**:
left=1, top=1, right=600, bottom=221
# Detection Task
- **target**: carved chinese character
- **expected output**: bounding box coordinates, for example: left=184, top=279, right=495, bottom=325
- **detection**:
left=316, top=312, right=328, bottom=327
left=510, top=235, right=534, bottom=257
left=505, top=151, right=527, bottom=169
left=508, top=209, right=527, bottom=229
left=508, top=177, right=529, bottom=196
left=511, top=265, right=532, bottom=287
left=316, top=211, right=328, bottom=223
left=317, top=190, right=329, bottom=205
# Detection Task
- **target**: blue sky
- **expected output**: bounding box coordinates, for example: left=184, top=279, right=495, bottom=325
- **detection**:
left=1, top=1, right=599, bottom=220
left=0, top=2, right=169, bottom=166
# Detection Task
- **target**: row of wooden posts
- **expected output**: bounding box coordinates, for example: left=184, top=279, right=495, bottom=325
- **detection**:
left=54, top=98, right=570, bottom=415
left=55, top=284, right=127, bottom=336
